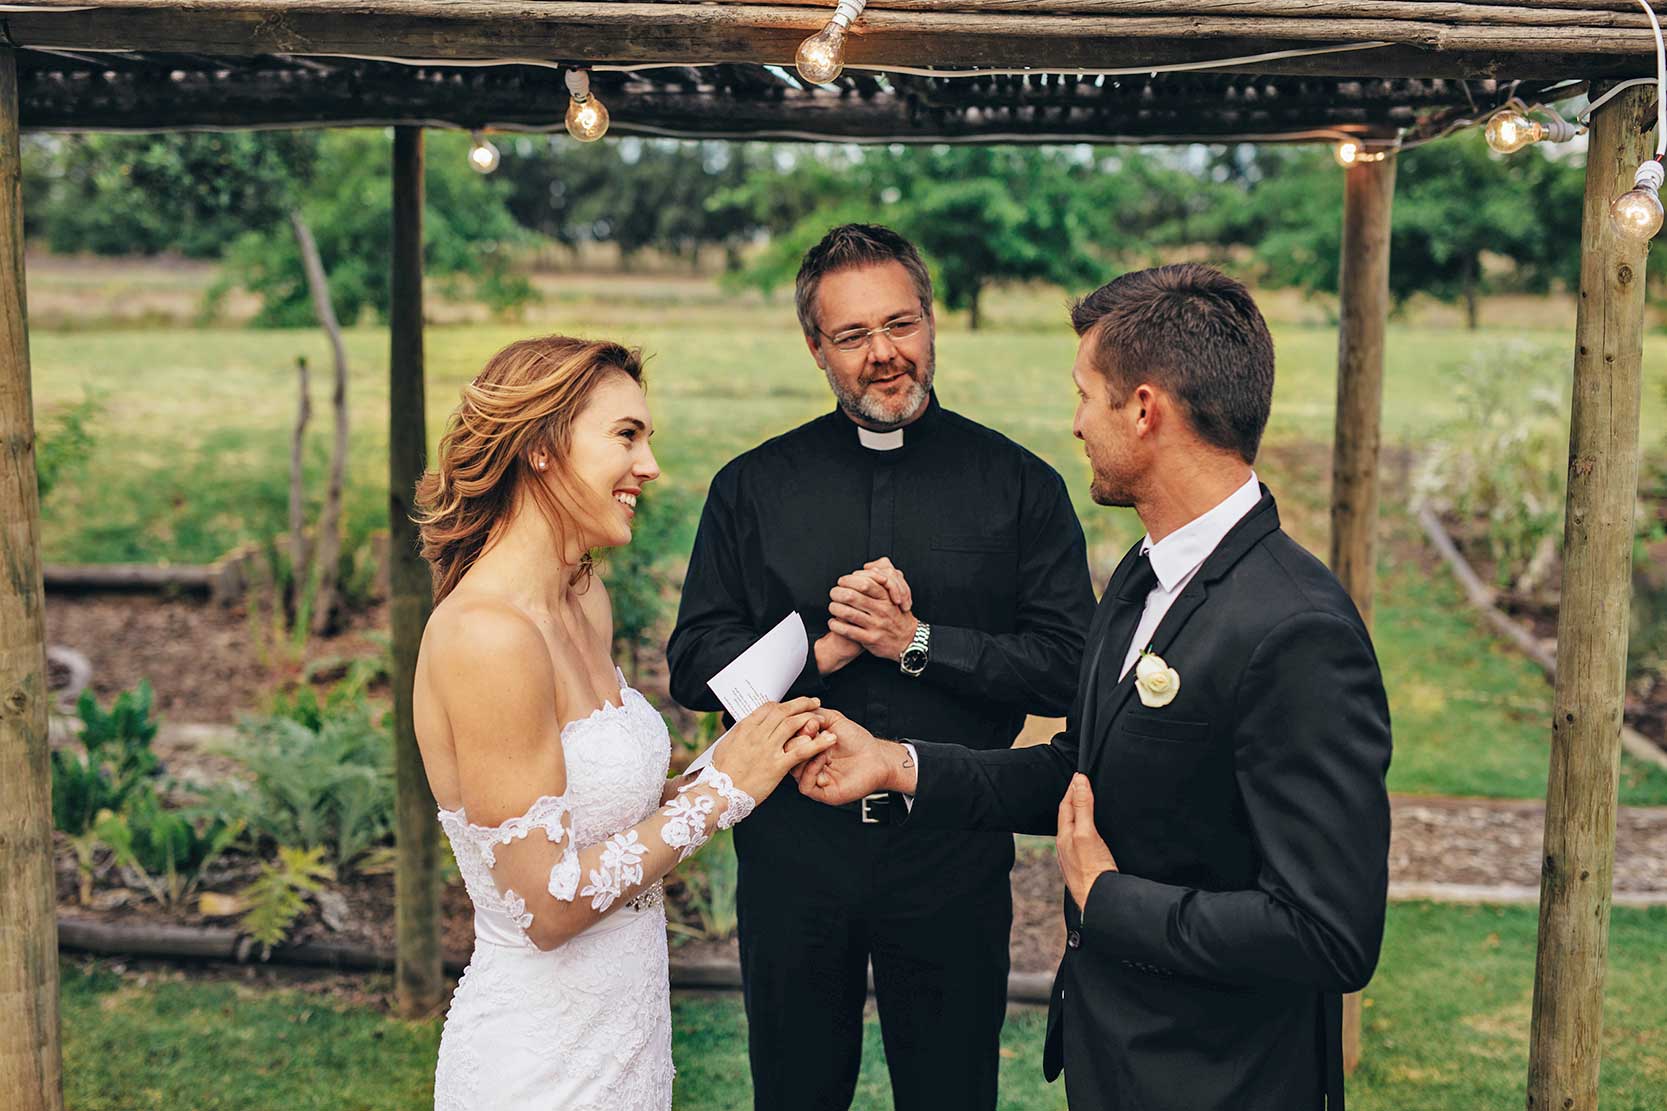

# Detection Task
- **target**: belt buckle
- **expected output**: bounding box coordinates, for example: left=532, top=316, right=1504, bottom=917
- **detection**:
left=860, top=792, right=887, bottom=825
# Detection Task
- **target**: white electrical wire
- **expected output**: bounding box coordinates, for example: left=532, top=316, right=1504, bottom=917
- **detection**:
left=1632, top=0, right=1666, bottom=155
left=287, top=42, right=1395, bottom=83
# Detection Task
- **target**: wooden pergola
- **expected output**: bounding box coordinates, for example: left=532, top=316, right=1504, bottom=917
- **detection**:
left=0, top=3, right=1654, bottom=1108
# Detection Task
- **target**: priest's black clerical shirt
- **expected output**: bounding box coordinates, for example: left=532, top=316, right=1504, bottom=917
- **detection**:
left=667, top=393, right=1094, bottom=750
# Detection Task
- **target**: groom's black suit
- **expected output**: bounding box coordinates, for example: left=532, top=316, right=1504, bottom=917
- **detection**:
left=906, top=488, right=1392, bottom=1110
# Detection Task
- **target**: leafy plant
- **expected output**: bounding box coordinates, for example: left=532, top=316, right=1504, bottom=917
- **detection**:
left=238, top=846, right=334, bottom=953
left=96, top=789, right=242, bottom=909
left=210, top=690, right=394, bottom=872
left=50, top=681, right=163, bottom=902
left=669, top=828, right=738, bottom=941
left=600, top=486, right=698, bottom=683
left=1415, top=342, right=1570, bottom=593
left=36, top=394, right=101, bottom=505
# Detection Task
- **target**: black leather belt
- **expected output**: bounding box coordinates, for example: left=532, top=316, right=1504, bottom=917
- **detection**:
left=838, top=791, right=904, bottom=825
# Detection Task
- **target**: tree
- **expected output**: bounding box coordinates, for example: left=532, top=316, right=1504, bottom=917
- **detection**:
left=496, top=135, right=762, bottom=267
left=222, top=130, right=533, bottom=326
left=1216, top=133, right=1587, bottom=327
left=25, top=131, right=317, bottom=258
left=730, top=144, right=1168, bottom=328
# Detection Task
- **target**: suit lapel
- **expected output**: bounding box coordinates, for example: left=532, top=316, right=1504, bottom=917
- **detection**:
left=1082, top=491, right=1283, bottom=775
left=1073, top=545, right=1144, bottom=771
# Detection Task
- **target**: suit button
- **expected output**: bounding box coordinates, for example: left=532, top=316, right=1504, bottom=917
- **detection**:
left=1066, top=930, right=1081, bottom=950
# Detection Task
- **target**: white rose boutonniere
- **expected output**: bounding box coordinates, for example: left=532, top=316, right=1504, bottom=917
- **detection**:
left=1133, top=647, right=1181, bottom=708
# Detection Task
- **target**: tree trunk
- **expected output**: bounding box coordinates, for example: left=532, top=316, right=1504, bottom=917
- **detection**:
left=968, top=284, right=983, bottom=331
left=1332, top=149, right=1396, bottom=1075
left=291, top=212, right=350, bottom=636
left=1463, top=257, right=1480, bottom=331
left=1524, top=82, right=1653, bottom=1111
left=288, top=355, right=312, bottom=622
left=389, top=126, right=443, bottom=1019
left=0, top=46, right=64, bottom=1111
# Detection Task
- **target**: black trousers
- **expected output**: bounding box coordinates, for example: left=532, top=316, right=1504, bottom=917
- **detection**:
left=734, top=786, right=1014, bottom=1111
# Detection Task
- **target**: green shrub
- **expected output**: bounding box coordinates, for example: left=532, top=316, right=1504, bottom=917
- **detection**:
left=35, top=394, right=100, bottom=505
left=669, top=827, right=738, bottom=942
left=600, top=485, right=698, bottom=683
left=1415, top=342, right=1570, bottom=592
left=96, top=789, right=242, bottom=909
left=211, top=690, right=394, bottom=872
left=51, top=681, right=163, bottom=903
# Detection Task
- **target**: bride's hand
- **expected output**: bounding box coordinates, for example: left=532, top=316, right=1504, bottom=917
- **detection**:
left=710, top=697, right=835, bottom=803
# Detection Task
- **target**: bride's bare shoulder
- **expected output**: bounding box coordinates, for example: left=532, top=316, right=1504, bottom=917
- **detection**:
left=423, top=593, right=551, bottom=695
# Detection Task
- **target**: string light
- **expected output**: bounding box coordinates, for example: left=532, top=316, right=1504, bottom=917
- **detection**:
left=796, top=0, right=867, bottom=85
left=1334, top=140, right=1391, bottom=167
left=1483, top=107, right=1579, bottom=154
left=564, top=69, right=610, bottom=142
left=1612, top=0, right=1667, bottom=241
left=1612, top=158, right=1666, bottom=242
left=467, top=131, right=500, bottom=173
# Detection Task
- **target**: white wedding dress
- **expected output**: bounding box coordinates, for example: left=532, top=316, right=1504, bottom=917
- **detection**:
left=433, top=670, right=678, bottom=1110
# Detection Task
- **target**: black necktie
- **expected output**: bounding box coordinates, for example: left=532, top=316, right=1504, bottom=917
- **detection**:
left=1104, top=551, right=1160, bottom=674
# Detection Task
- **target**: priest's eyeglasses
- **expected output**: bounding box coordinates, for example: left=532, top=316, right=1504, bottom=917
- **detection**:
left=821, top=314, right=925, bottom=353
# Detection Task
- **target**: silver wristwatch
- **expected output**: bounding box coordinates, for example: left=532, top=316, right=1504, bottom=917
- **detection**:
left=900, top=621, right=931, bottom=677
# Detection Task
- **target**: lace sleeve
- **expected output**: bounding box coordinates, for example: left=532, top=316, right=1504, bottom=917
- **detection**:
left=454, top=766, right=754, bottom=949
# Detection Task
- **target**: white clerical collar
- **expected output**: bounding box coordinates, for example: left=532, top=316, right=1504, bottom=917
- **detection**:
left=856, top=426, right=905, bottom=451
left=1138, top=472, right=1262, bottom=592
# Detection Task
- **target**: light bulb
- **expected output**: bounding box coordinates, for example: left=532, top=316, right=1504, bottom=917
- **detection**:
left=1611, top=160, right=1666, bottom=242
left=1484, top=110, right=1546, bottom=155
left=468, top=133, right=500, bottom=174
left=1334, top=140, right=1360, bottom=167
left=563, top=68, right=610, bottom=143
left=796, top=24, right=848, bottom=85
left=795, top=0, right=865, bottom=86
left=565, top=94, right=610, bottom=142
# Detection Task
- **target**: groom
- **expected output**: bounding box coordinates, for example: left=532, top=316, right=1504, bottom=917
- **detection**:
left=799, top=263, right=1393, bottom=1110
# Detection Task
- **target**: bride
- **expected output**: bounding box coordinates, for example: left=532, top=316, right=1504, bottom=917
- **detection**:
left=410, top=335, right=832, bottom=1109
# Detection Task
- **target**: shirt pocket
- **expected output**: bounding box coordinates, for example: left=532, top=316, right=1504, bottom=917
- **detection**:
left=931, top=530, right=1017, bottom=554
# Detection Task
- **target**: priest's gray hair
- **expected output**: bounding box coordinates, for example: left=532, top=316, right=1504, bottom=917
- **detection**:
left=795, top=223, right=934, bottom=340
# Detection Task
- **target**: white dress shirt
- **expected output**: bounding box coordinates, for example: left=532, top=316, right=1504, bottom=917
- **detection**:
left=1117, top=471, right=1262, bottom=680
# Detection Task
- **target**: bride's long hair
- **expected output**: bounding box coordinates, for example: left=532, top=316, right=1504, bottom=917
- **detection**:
left=414, top=335, right=645, bottom=603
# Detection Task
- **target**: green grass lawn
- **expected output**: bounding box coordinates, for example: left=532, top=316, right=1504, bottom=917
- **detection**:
left=27, top=275, right=1667, bottom=806
left=58, top=903, right=1667, bottom=1110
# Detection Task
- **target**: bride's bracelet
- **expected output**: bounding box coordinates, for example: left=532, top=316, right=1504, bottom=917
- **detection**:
left=679, top=765, right=756, bottom=831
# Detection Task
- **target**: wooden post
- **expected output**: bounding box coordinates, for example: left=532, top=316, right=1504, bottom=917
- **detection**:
left=390, top=125, right=442, bottom=1017
left=0, top=48, right=64, bottom=1111
left=1331, top=150, right=1396, bottom=1075
left=1525, top=84, right=1654, bottom=1111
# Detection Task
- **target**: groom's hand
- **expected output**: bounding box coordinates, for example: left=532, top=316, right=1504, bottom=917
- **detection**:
left=792, top=708, right=917, bottom=804
left=1057, top=773, right=1118, bottom=914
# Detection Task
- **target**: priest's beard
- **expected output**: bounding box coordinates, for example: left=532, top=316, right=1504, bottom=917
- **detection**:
left=826, top=345, right=936, bottom=430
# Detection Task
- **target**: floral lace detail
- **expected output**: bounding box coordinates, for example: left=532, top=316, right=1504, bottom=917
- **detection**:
left=433, top=669, right=679, bottom=1109
left=580, top=830, right=650, bottom=911
left=659, top=791, right=716, bottom=861
left=686, top=765, right=756, bottom=830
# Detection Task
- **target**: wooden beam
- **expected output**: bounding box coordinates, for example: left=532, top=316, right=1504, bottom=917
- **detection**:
left=16, top=62, right=1433, bottom=139
left=1525, top=82, right=1653, bottom=1111
left=717, top=0, right=1658, bottom=26
left=1330, top=148, right=1395, bottom=1083
left=0, top=45, right=63, bottom=1111
left=1, top=2, right=1659, bottom=79
left=389, top=124, right=442, bottom=1020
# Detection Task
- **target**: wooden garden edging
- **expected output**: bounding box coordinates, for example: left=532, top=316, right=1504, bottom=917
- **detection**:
left=54, top=913, right=1059, bottom=1004
left=1416, top=504, right=1667, bottom=775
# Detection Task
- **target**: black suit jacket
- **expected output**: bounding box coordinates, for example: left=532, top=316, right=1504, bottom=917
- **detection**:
left=906, top=489, right=1392, bottom=1111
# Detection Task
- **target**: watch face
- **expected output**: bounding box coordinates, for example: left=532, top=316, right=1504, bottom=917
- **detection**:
left=901, top=647, right=927, bottom=672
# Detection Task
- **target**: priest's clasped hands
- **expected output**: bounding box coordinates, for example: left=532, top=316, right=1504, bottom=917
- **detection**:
left=793, top=708, right=1121, bottom=915
left=814, top=556, right=921, bottom=673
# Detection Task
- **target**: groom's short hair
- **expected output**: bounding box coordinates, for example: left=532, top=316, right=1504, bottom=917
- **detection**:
left=1071, top=264, right=1274, bottom=464
left=795, top=223, right=934, bottom=340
